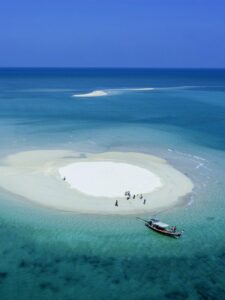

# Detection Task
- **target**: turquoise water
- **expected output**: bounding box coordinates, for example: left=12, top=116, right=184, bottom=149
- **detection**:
left=0, top=69, right=225, bottom=299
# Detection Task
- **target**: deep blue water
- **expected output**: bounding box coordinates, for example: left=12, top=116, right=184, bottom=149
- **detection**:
left=0, top=68, right=225, bottom=299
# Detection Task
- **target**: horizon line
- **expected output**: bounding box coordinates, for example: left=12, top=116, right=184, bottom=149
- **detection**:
left=0, top=66, right=225, bottom=70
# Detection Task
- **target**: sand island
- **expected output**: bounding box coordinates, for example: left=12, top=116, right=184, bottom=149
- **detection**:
left=0, top=150, right=193, bottom=214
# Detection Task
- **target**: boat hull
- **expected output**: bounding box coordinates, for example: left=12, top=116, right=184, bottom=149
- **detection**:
left=145, top=223, right=182, bottom=238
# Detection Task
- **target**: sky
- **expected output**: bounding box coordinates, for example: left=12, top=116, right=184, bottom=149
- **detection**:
left=0, top=0, right=225, bottom=68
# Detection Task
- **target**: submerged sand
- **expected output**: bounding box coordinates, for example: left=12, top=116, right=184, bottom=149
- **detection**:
left=0, top=150, right=193, bottom=214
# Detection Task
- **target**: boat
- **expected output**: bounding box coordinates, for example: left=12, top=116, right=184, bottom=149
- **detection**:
left=137, top=217, right=183, bottom=238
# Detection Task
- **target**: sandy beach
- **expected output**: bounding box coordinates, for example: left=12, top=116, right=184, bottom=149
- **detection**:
left=59, top=161, right=162, bottom=197
left=0, top=150, right=193, bottom=214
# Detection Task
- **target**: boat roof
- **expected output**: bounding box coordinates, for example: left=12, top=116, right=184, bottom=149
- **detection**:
left=152, top=221, right=169, bottom=228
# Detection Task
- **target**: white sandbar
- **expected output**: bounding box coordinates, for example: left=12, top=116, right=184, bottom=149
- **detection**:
left=59, top=162, right=161, bottom=197
left=73, top=90, right=108, bottom=97
left=0, top=150, right=193, bottom=214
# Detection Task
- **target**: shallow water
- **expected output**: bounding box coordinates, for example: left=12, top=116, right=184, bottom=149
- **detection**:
left=0, top=69, right=225, bottom=299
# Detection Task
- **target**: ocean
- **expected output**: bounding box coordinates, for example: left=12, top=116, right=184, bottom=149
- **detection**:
left=0, top=68, right=225, bottom=299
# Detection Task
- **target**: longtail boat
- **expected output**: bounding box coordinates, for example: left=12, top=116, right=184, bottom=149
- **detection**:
left=137, top=217, right=183, bottom=238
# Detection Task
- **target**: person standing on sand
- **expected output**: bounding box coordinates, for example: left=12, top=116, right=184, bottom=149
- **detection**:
left=143, top=199, right=146, bottom=205
left=115, top=200, right=118, bottom=207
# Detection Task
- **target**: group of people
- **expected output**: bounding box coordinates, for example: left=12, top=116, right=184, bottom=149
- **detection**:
left=62, top=177, right=148, bottom=208
left=115, top=191, right=148, bottom=207
left=125, top=191, right=147, bottom=204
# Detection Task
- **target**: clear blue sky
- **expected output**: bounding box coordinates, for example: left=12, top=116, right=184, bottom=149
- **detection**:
left=0, top=0, right=225, bottom=68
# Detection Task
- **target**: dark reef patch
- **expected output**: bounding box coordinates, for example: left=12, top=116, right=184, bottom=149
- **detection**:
left=194, top=283, right=215, bottom=300
left=165, top=290, right=188, bottom=300
left=39, top=282, right=59, bottom=293
left=19, top=259, right=29, bottom=268
left=54, top=257, right=62, bottom=264
left=0, top=271, right=8, bottom=283
left=112, top=279, right=120, bottom=285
